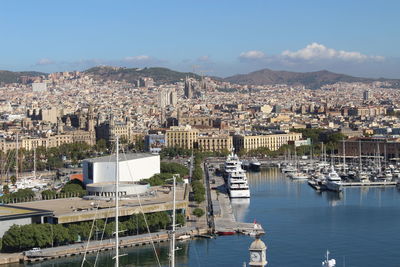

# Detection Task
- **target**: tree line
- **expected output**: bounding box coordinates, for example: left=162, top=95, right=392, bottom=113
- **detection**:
left=1, top=211, right=185, bottom=252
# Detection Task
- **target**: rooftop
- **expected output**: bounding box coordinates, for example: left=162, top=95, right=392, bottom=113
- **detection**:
left=84, top=153, right=158, bottom=163
left=0, top=205, right=53, bottom=220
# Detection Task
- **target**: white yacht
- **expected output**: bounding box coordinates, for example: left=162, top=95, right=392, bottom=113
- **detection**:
left=325, top=166, right=343, bottom=192
left=224, top=152, right=242, bottom=178
left=289, top=171, right=309, bottom=180
left=228, top=166, right=250, bottom=198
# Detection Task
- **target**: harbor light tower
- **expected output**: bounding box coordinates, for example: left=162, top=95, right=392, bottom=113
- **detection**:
left=249, top=237, right=267, bottom=266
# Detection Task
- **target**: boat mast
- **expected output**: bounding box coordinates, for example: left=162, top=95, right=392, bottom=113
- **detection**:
left=342, top=138, right=346, bottom=174
left=115, top=136, right=120, bottom=267
left=170, top=174, right=176, bottom=267
left=33, top=146, right=36, bottom=179
left=359, top=140, right=362, bottom=172
left=15, top=133, right=18, bottom=181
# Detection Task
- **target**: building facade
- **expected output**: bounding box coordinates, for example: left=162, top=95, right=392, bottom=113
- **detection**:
left=165, top=125, right=199, bottom=149
left=233, top=133, right=303, bottom=152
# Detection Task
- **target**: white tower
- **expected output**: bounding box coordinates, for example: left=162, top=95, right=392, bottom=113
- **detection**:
left=249, top=237, right=267, bottom=266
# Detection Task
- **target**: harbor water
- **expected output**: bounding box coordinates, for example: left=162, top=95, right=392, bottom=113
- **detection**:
left=15, top=167, right=400, bottom=266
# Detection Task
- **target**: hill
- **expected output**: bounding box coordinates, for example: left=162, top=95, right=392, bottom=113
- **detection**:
left=0, top=71, right=46, bottom=84
left=85, top=66, right=200, bottom=84
left=224, top=69, right=400, bottom=89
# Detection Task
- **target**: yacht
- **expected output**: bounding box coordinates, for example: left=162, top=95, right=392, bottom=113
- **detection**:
left=228, top=166, right=250, bottom=198
left=289, top=171, right=309, bottom=180
left=325, top=166, right=343, bottom=192
left=224, top=152, right=242, bottom=178
left=250, top=158, right=261, bottom=172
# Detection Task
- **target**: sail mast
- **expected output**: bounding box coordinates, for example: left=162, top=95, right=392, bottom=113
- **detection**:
left=170, top=174, right=176, bottom=267
left=115, top=136, right=120, bottom=267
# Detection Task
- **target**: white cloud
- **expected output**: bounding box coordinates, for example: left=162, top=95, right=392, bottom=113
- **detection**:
left=198, top=55, right=210, bottom=62
left=281, top=43, right=384, bottom=62
left=239, top=50, right=266, bottom=60
left=123, top=55, right=152, bottom=62
left=36, top=58, right=54, bottom=65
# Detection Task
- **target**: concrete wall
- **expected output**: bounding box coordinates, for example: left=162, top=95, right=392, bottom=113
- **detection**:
left=0, top=217, right=31, bottom=237
left=83, top=155, right=160, bottom=185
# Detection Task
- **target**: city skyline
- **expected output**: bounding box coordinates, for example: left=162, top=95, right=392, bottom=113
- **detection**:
left=1, top=0, right=400, bottom=78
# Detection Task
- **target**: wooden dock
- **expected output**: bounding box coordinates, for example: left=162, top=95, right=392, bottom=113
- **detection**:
left=342, top=181, right=397, bottom=187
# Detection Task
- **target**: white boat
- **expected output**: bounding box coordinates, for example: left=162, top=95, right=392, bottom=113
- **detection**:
left=177, top=234, right=191, bottom=241
left=357, top=171, right=369, bottom=182
left=322, top=250, right=336, bottom=266
left=325, top=166, right=343, bottom=192
left=289, top=171, right=309, bottom=180
left=224, top=152, right=242, bottom=177
left=228, top=166, right=250, bottom=198
left=281, top=165, right=296, bottom=173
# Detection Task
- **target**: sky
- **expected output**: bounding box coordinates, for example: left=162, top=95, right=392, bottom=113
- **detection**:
left=1, top=0, right=400, bottom=78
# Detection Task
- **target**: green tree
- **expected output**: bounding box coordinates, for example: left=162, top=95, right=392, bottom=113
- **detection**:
left=2, top=184, right=9, bottom=194
left=193, top=208, right=205, bottom=218
left=2, top=225, right=21, bottom=252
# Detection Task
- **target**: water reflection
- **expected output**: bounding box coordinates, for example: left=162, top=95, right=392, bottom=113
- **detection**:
left=24, top=241, right=190, bottom=267
left=231, top=198, right=250, bottom=222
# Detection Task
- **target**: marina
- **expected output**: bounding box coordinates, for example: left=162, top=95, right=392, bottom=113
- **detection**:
left=8, top=167, right=400, bottom=266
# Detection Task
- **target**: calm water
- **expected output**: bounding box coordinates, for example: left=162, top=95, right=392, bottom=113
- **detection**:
left=16, top=168, right=400, bottom=266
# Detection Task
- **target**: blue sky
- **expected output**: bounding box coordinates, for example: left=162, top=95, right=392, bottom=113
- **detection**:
left=1, top=0, right=399, bottom=78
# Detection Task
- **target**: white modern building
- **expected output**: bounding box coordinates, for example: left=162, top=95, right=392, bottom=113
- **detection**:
left=83, top=153, right=160, bottom=185
left=82, top=153, right=160, bottom=185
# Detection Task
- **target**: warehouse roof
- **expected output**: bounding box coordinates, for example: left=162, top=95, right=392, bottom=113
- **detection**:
left=84, top=153, right=158, bottom=163
left=0, top=205, right=53, bottom=221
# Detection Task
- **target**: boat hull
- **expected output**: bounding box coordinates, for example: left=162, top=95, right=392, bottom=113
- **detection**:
left=250, top=163, right=261, bottom=172
left=229, top=189, right=250, bottom=198
left=326, top=181, right=343, bottom=192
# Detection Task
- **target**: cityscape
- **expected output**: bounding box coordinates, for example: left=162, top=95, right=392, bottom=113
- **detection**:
left=1, top=1, right=400, bottom=266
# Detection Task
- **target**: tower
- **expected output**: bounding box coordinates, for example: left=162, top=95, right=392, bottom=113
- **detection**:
left=363, top=90, right=370, bottom=101
left=184, top=77, right=193, bottom=99
left=249, top=237, right=267, bottom=266
left=87, top=106, right=95, bottom=132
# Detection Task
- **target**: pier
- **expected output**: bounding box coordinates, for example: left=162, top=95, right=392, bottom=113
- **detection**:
left=18, top=227, right=208, bottom=263
left=205, top=161, right=265, bottom=236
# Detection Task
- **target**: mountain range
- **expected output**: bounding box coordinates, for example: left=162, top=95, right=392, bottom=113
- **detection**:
left=224, top=69, right=400, bottom=89
left=0, top=70, right=46, bottom=84
left=84, top=66, right=200, bottom=84
left=1, top=66, right=400, bottom=89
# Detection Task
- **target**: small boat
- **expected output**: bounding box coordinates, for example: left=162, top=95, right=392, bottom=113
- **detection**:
left=177, top=234, right=191, bottom=241
left=322, top=250, right=336, bottom=266
left=217, top=230, right=235, bottom=236
left=289, top=171, right=309, bottom=180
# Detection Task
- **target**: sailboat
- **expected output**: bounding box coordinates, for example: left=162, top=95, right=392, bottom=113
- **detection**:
left=322, top=250, right=336, bottom=266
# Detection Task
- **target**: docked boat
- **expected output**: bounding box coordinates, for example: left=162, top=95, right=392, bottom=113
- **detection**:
left=322, top=250, right=336, bottom=267
left=325, top=166, right=343, bottom=192
left=250, top=158, right=261, bottom=172
left=224, top=152, right=242, bottom=178
left=281, top=165, right=296, bottom=173
left=228, top=166, right=250, bottom=198
left=241, top=160, right=250, bottom=170
left=289, top=171, right=309, bottom=180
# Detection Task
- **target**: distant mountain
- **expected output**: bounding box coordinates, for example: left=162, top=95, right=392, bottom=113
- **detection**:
left=85, top=66, right=200, bottom=84
left=0, top=70, right=46, bottom=84
left=224, top=68, right=400, bottom=89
